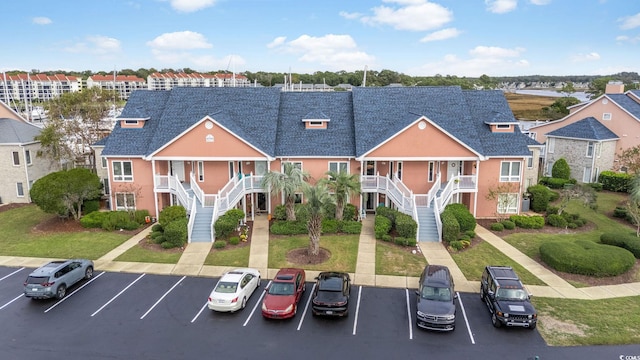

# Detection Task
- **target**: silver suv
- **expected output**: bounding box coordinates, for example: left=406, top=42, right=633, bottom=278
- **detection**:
left=23, top=259, right=94, bottom=300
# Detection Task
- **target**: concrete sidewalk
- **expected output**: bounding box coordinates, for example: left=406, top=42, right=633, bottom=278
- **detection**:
left=2, top=215, right=640, bottom=300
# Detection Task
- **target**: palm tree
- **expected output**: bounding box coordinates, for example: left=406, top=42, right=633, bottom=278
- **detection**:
left=321, top=170, right=361, bottom=220
left=303, top=182, right=335, bottom=256
left=261, top=162, right=309, bottom=221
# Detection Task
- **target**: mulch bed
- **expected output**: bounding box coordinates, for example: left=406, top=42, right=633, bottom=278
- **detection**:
left=286, top=248, right=331, bottom=265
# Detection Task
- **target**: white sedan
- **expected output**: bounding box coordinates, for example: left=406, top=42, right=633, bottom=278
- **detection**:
left=207, top=268, right=261, bottom=312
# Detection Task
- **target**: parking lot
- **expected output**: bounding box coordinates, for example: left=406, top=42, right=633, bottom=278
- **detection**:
left=0, top=266, right=629, bottom=359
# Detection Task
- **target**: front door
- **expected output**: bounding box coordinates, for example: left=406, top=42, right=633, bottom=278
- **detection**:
left=170, top=161, right=186, bottom=182
left=447, top=161, right=462, bottom=182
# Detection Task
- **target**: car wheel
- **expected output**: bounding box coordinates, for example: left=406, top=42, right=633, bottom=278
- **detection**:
left=491, top=313, right=501, bottom=328
left=257, top=277, right=261, bottom=289
left=241, top=297, right=247, bottom=310
left=56, top=284, right=67, bottom=300
left=84, top=266, right=94, bottom=280
left=479, top=285, right=484, bottom=301
left=529, top=322, right=537, bottom=330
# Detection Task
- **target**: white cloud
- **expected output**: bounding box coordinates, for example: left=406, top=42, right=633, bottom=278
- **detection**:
left=420, top=28, right=461, bottom=42
left=64, top=35, right=122, bottom=55
left=485, top=0, right=517, bottom=14
left=338, top=11, right=362, bottom=20
left=616, top=34, right=640, bottom=44
left=409, top=45, right=528, bottom=76
left=268, top=34, right=375, bottom=71
left=267, top=37, right=287, bottom=49
left=529, top=0, right=550, bottom=5
left=146, top=31, right=212, bottom=50
left=32, top=17, right=52, bottom=25
left=619, top=13, right=640, bottom=30
left=168, top=0, right=216, bottom=12
left=570, top=52, right=601, bottom=62
left=360, top=0, right=453, bottom=31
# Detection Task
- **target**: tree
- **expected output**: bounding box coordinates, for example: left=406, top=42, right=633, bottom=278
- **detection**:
left=302, top=183, right=334, bottom=256
left=320, top=170, right=361, bottom=220
left=617, top=145, right=640, bottom=174
left=485, top=182, right=520, bottom=220
left=558, top=82, right=576, bottom=96
left=30, top=168, right=102, bottom=220
left=627, top=175, right=640, bottom=237
left=557, top=184, right=596, bottom=215
left=40, top=87, right=119, bottom=166
left=261, top=163, right=309, bottom=221
left=552, top=158, right=571, bottom=179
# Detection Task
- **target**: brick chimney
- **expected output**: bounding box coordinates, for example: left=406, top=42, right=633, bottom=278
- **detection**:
left=605, top=81, right=625, bottom=94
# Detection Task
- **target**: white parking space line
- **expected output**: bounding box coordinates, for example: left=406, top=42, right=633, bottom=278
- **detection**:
left=0, top=267, right=25, bottom=282
left=296, top=282, right=315, bottom=331
left=457, top=292, right=476, bottom=345
left=44, top=271, right=106, bottom=313
left=91, top=273, right=145, bottom=317
left=405, top=289, right=413, bottom=340
left=243, top=281, right=269, bottom=327
left=191, top=302, right=208, bottom=323
left=0, top=294, right=24, bottom=310
left=140, top=276, right=186, bottom=320
left=352, top=286, right=362, bottom=335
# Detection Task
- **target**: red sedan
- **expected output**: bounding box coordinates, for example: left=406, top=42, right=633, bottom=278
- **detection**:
left=261, top=268, right=306, bottom=319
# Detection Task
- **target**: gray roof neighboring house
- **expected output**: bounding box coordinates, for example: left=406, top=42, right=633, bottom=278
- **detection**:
left=546, top=117, right=619, bottom=141
left=101, top=86, right=532, bottom=160
left=0, top=118, right=42, bottom=144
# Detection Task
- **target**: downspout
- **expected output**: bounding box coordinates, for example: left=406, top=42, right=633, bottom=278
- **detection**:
left=473, top=160, right=479, bottom=217
left=591, top=142, right=598, bottom=183
left=21, top=145, right=31, bottom=202
left=152, top=159, right=159, bottom=219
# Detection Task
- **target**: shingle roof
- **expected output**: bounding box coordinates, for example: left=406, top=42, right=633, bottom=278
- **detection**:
left=102, top=87, right=531, bottom=159
left=546, top=116, right=619, bottom=141
left=0, top=118, right=42, bottom=144
left=607, top=94, right=640, bottom=119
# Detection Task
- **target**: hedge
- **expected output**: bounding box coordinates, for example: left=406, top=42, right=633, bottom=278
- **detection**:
left=600, top=232, right=640, bottom=258
left=509, top=215, right=545, bottom=229
left=598, top=171, right=633, bottom=192
left=441, top=211, right=460, bottom=243
left=80, top=211, right=108, bottom=228
left=83, top=200, right=100, bottom=215
left=490, top=222, right=504, bottom=231
left=159, top=206, right=187, bottom=228
left=101, top=211, right=140, bottom=231
left=540, top=240, right=635, bottom=277
left=270, top=220, right=308, bottom=235
left=376, top=206, right=396, bottom=223
left=527, top=184, right=551, bottom=212
left=500, top=220, right=515, bottom=230
left=395, top=213, right=417, bottom=239
left=163, top=217, right=188, bottom=248
left=444, top=203, right=476, bottom=232
left=273, top=205, right=287, bottom=221
left=321, top=219, right=339, bottom=234
left=546, top=214, right=568, bottom=228
left=374, top=216, right=393, bottom=240
left=343, top=204, right=358, bottom=221
left=339, top=220, right=362, bottom=234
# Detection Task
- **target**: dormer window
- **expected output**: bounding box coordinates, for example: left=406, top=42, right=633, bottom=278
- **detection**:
left=496, top=124, right=511, bottom=129
left=119, top=117, right=148, bottom=128
left=309, top=121, right=323, bottom=126
left=490, top=123, right=514, bottom=132
left=303, top=110, right=329, bottom=129
left=125, top=120, right=138, bottom=125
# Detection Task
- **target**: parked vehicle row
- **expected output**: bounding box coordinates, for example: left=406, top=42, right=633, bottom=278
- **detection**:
left=23, top=259, right=94, bottom=300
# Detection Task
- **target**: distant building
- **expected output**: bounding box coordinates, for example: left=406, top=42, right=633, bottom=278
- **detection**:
left=0, top=73, right=82, bottom=103
left=86, top=74, right=146, bottom=100
left=147, top=72, right=250, bottom=90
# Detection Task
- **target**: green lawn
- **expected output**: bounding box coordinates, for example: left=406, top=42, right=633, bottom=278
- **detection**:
left=115, top=242, right=182, bottom=264
left=376, top=241, right=426, bottom=277
left=204, top=244, right=251, bottom=267
left=268, top=235, right=359, bottom=272
left=450, top=240, right=546, bottom=285
left=0, top=205, right=130, bottom=259
left=534, top=296, right=640, bottom=346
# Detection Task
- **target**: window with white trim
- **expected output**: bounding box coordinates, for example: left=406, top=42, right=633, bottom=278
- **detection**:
left=101, top=157, right=107, bottom=168
left=282, top=161, right=302, bottom=171
left=603, top=113, right=612, bottom=121
left=497, top=193, right=518, bottom=214
left=228, top=161, right=235, bottom=179
left=428, top=161, right=435, bottom=182
left=583, top=167, right=592, bottom=183
left=500, top=161, right=521, bottom=182
left=17, top=182, right=24, bottom=197
left=547, top=138, right=555, bottom=154
left=586, top=142, right=594, bottom=158
left=103, top=178, right=110, bottom=195
left=25, top=150, right=32, bottom=165
left=197, top=161, right=204, bottom=182
left=115, top=193, right=136, bottom=210
left=329, top=161, right=348, bottom=174
left=545, top=161, right=553, bottom=177
left=496, top=124, right=510, bottom=129
left=12, top=151, right=20, bottom=166
left=597, top=143, right=602, bottom=158
left=112, top=161, right=133, bottom=181
left=527, top=151, right=533, bottom=168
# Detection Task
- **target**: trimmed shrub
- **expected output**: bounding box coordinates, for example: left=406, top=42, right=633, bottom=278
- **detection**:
left=374, top=216, right=393, bottom=240
left=214, top=216, right=237, bottom=239
left=552, top=158, right=571, bottom=179
left=449, top=240, right=464, bottom=251
left=590, top=183, right=603, bottom=191
left=339, top=220, right=362, bottom=234
left=228, top=237, right=240, bottom=245
left=83, top=200, right=100, bottom=215
left=598, top=171, right=633, bottom=192
left=80, top=211, right=108, bottom=228
left=102, top=211, right=139, bottom=231
left=270, top=220, right=308, bottom=235
left=160, top=241, right=175, bottom=249
left=376, top=206, right=396, bottom=223
left=159, top=206, right=186, bottom=228
left=151, top=224, right=163, bottom=232
left=343, top=204, right=357, bottom=221
left=150, top=230, right=164, bottom=240
left=321, top=219, right=339, bottom=234
left=613, top=206, right=628, bottom=218
left=213, top=240, right=227, bottom=249
left=406, top=238, right=417, bottom=247
left=546, top=214, right=568, bottom=228
left=394, top=237, right=410, bottom=246
left=133, top=209, right=151, bottom=225
left=163, top=217, right=188, bottom=248
left=395, top=213, right=417, bottom=239
left=500, top=220, right=515, bottom=230
left=464, top=230, right=476, bottom=238
left=600, top=233, right=640, bottom=258
left=545, top=177, right=570, bottom=189
left=441, top=211, right=460, bottom=243
left=153, top=235, right=165, bottom=245
left=382, top=234, right=392, bottom=242
left=444, top=203, right=476, bottom=232
left=509, top=215, right=544, bottom=229
left=151, top=231, right=165, bottom=244
left=490, top=222, right=504, bottom=231
left=273, top=205, right=287, bottom=221
left=225, top=209, right=245, bottom=224
left=546, top=206, right=560, bottom=216
left=548, top=190, right=560, bottom=202
left=528, top=184, right=551, bottom=212
left=540, top=240, right=635, bottom=276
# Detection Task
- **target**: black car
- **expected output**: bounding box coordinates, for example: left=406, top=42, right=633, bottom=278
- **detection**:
left=311, top=272, right=350, bottom=317
left=415, top=265, right=456, bottom=331
left=480, top=266, right=537, bottom=329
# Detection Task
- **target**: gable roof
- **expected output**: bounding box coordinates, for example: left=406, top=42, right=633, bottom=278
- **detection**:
left=607, top=94, right=640, bottom=120
left=0, top=118, right=42, bottom=144
left=102, top=87, right=531, bottom=159
left=546, top=116, right=619, bottom=141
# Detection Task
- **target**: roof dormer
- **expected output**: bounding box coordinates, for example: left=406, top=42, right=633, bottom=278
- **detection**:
left=119, top=117, right=148, bottom=128
left=302, top=110, right=330, bottom=129
left=487, top=123, right=515, bottom=132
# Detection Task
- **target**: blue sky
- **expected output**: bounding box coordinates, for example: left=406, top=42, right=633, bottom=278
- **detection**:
left=2, top=0, right=639, bottom=77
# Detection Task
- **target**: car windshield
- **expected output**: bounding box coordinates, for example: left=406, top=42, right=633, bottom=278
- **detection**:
left=214, top=281, right=238, bottom=294
left=318, top=277, right=342, bottom=292
left=421, top=286, right=452, bottom=301
left=496, top=288, right=529, bottom=300
left=268, top=282, right=295, bottom=295
left=26, top=276, right=49, bottom=285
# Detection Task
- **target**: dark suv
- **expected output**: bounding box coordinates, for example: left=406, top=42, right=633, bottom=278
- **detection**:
left=480, top=266, right=537, bottom=329
left=415, top=265, right=456, bottom=331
